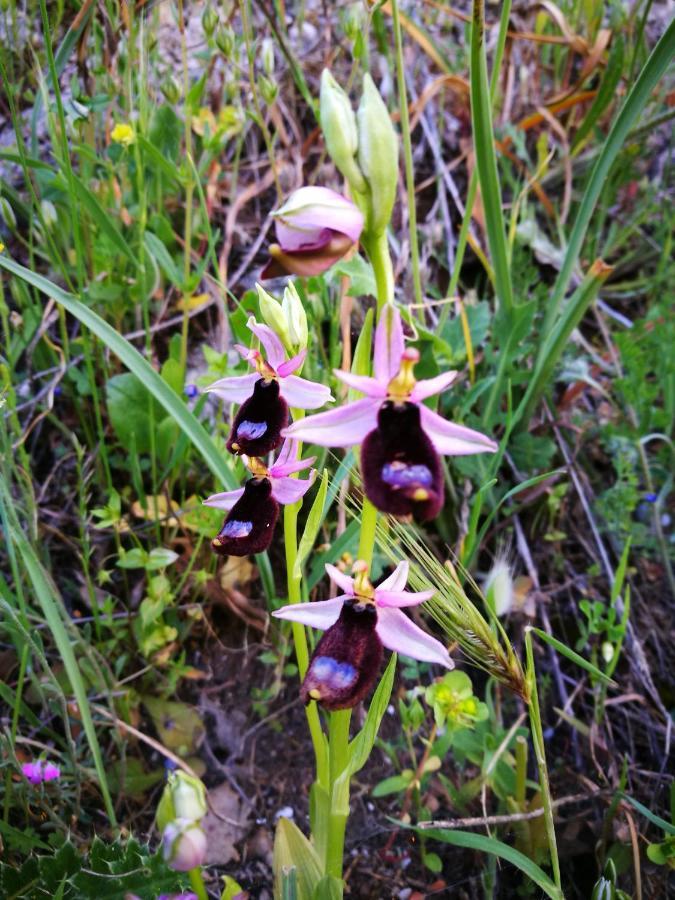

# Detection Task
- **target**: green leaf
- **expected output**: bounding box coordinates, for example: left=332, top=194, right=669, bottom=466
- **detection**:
left=331, top=254, right=377, bottom=297
left=530, top=627, right=614, bottom=685
left=106, top=372, right=161, bottom=454
left=144, top=230, right=183, bottom=287
left=8, top=528, right=116, bottom=826
left=619, top=792, right=675, bottom=836
left=273, top=817, right=323, bottom=900
left=145, top=547, right=179, bottom=571
left=312, top=875, right=344, bottom=900
left=69, top=176, right=139, bottom=266
left=572, top=34, right=625, bottom=153
left=0, top=256, right=237, bottom=492
left=414, top=828, right=563, bottom=899
left=372, top=773, right=412, bottom=797
left=293, top=470, right=328, bottom=580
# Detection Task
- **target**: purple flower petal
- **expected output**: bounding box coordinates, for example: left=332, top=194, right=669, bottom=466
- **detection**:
left=203, top=488, right=246, bottom=510
left=325, top=563, right=355, bottom=595
left=375, top=588, right=435, bottom=608
left=334, top=370, right=386, bottom=398
left=272, top=187, right=364, bottom=244
left=271, top=469, right=317, bottom=505
left=272, top=597, right=346, bottom=630
left=247, top=317, right=286, bottom=370
left=277, top=349, right=307, bottom=378
left=419, top=406, right=498, bottom=456
left=21, top=762, right=44, bottom=785
left=270, top=454, right=316, bottom=478
left=205, top=373, right=259, bottom=403
left=375, top=607, right=454, bottom=669
left=410, top=370, right=459, bottom=403
left=374, top=303, right=405, bottom=383
left=42, top=762, right=61, bottom=782
left=283, top=398, right=380, bottom=447
left=280, top=375, right=334, bottom=410
left=375, top=561, right=409, bottom=593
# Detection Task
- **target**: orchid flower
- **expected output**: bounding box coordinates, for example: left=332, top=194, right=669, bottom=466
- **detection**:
left=273, top=560, right=452, bottom=710
left=284, top=303, right=497, bottom=519
left=261, top=186, right=364, bottom=279
left=206, top=316, right=332, bottom=456
left=206, top=440, right=316, bottom=556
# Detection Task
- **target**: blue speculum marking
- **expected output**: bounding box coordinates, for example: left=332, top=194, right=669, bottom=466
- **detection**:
left=312, top=656, right=357, bottom=689
left=237, top=420, right=267, bottom=440
left=381, top=462, right=433, bottom=489
left=222, top=519, right=253, bottom=538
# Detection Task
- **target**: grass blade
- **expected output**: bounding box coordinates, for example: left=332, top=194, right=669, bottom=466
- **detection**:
left=412, top=828, right=563, bottom=900
left=530, top=627, right=614, bottom=686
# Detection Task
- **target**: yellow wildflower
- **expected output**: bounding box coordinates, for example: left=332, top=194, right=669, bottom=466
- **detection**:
left=111, top=123, right=135, bottom=147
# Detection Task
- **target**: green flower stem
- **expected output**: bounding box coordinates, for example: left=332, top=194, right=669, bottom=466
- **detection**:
left=188, top=865, right=208, bottom=900
left=284, top=408, right=328, bottom=787
left=326, top=708, right=351, bottom=881
left=524, top=628, right=561, bottom=891
left=365, top=231, right=395, bottom=314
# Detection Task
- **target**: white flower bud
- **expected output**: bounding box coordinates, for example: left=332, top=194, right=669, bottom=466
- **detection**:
left=256, top=283, right=292, bottom=350
left=162, top=819, right=207, bottom=872
left=357, top=74, right=399, bottom=237
left=484, top=557, right=514, bottom=617
left=41, top=200, right=58, bottom=228
left=282, top=281, right=308, bottom=350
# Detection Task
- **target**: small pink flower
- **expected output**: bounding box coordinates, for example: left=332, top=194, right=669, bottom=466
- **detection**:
left=21, top=760, right=61, bottom=785
left=274, top=561, right=452, bottom=710
left=206, top=316, right=332, bottom=458
left=261, top=186, right=364, bottom=279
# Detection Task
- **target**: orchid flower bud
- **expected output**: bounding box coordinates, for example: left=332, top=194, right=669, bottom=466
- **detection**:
left=320, top=69, right=367, bottom=194
left=162, top=819, right=207, bottom=872
left=281, top=282, right=308, bottom=350
left=357, top=74, right=399, bottom=237
left=201, top=5, right=218, bottom=37
left=156, top=771, right=207, bottom=831
left=257, top=283, right=293, bottom=351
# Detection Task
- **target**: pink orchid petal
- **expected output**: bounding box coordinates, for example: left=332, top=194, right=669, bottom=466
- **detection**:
left=375, top=607, right=454, bottom=669
left=273, top=437, right=297, bottom=469
left=274, top=222, right=330, bottom=252
left=282, top=398, right=380, bottom=447
left=325, top=563, right=355, bottom=595
left=272, top=187, right=364, bottom=244
left=410, top=370, right=459, bottom=403
left=272, top=597, right=345, bottom=630
left=375, top=588, right=436, bottom=608
left=205, top=373, right=259, bottom=403
left=247, top=317, right=286, bottom=369
left=419, top=405, right=498, bottom=456
left=281, top=375, right=334, bottom=410
left=374, top=303, right=405, bottom=383
left=334, top=370, right=387, bottom=398
left=202, top=488, right=245, bottom=510
left=271, top=470, right=317, bottom=505
left=270, top=455, right=316, bottom=478
left=277, top=349, right=307, bottom=378
left=375, top=560, right=409, bottom=593
left=42, top=763, right=61, bottom=782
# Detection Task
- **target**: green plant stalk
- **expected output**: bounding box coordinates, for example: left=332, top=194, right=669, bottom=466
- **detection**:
left=2, top=643, right=29, bottom=823
left=391, top=0, right=422, bottom=316
left=524, top=628, right=561, bottom=891
left=326, top=709, right=351, bottom=881
left=364, top=231, right=394, bottom=313
left=188, top=866, right=208, bottom=900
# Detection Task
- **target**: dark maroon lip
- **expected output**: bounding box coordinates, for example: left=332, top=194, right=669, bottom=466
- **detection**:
left=211, top=477, right=279, bottom=557
left=226, top=377, right=288, bottom=457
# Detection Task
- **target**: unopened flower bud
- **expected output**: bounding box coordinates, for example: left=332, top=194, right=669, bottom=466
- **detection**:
left=261, top=38, right=275, bottom=76
left=357, top=74, right=398, bottom=237
left=156, top=770, right=207, bottom=830
left=343, top=3, right=366, bottom=44
left=320, top=69, right=366, bottom=194
left=162, top=819, right=207, bottom=872
left=201, top=5, right=219, bottom=37
left=41, top=199, right=57, bottom=228
left=282, top=282, right=308, bottom=350
left=215, top=24, right=235, bottom=57
left=259, top=75, right=278, bottom=106
left=0, top=197, right=16, bottom=230
left=257, top=283, right=292, bottom=350
left=161, top=76, right=182, bottom=105
left=484, top=557, right=514, bottom=617
left=601, top=641, right=614, bottom=665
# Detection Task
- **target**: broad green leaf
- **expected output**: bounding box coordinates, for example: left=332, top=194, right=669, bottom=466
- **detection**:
left=332, top=254, right=377, bottom=298
left=372, top=773, right=413, bottom=797
left=293, top=470, right=328, bottom=580
left=273, top=817, right=322, bottom=900
left=414, top=828, right=563, bottom=899
left=106, top=372, right=161, bottom=454
left=312, top=875, right=343, bottom=899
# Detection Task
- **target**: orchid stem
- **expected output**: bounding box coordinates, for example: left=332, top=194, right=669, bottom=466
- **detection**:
left=366, top=231, right=395, bottom=314
left=188, top=866, right=208, bottom=900
left=326, top=708, right=351, bottom=883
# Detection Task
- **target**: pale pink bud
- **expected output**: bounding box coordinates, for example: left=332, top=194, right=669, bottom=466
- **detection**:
left=162, top=819, right=207, bottom=872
